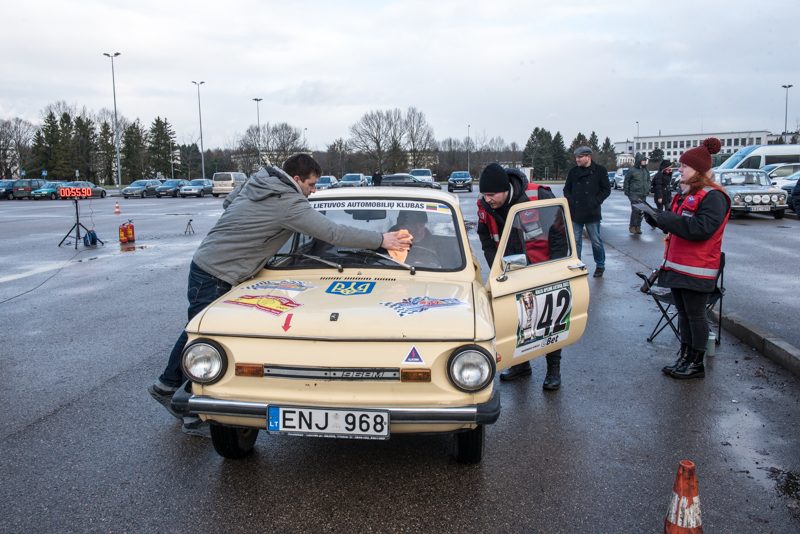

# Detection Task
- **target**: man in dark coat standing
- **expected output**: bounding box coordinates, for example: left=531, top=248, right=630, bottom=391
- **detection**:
left=372, top=170, right=382, bottom=186
left=624, top=152, right=650, bottom=234
left=563, top=146, right=611, bottom=278
left=651, top=160, right=674, bottom=211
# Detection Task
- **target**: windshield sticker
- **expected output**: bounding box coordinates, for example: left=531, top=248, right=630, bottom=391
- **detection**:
left=311, top=199, right=452, bottom=215
left=403, top=346, right=424, bottom=364
left=225, top=294, right=302, bottom=316
left=243, top=280, right=313, bottom=292
left=381, top=296, right=466, bottom=317
left=325, top=281, right=375, bottom=295
left=514, top=281, right=572, bottom=357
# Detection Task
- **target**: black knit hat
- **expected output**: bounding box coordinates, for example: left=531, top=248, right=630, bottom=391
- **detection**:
left=659, top=160, right=672, bottom=170
left=479, top=163, right=510, bottom=193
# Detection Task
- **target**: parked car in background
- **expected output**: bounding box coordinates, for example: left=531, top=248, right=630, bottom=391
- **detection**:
left=31, top=181, right=65, bottom=200
left=1, top=179, right=17, bottom=199
left=777, top=170, right=800, bottom=210
left=59, top=181, right=108, bottom=199
left=316, top=175, right=338, bottom=190
left=122, top=179, right=161, bottom=198
left=336, top=173, right=368, bottom=187
left=180, top=179, right=213, bottom=197
left=409, top=168, right=435, bottom=184
left=607, top=172, right=615, bottom=187
left=789, top=180, right=800, bottom=212
left=717, top=169, right=788, bottom=219
left=762, top=162, right=800, bottom=182
left=212, top=172, right=248, bottom=197
left=12, top=178, right=47, bottom=199
left=383, top=173, right=442, bottom=189
left=613, top=168, right=627, bottom=189
left=716, top=144, right=800, bottom=171
left=447, top=171, right=473, bottom=192
left=169, top=186, right=589, bottom=463
left=156, top=179, right=189, bottom=198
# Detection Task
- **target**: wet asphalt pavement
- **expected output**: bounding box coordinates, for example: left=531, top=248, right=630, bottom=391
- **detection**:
left=0, top=192, right=798, bottom=533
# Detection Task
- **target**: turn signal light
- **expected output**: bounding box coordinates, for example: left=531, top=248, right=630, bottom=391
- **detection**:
left=401, top=369, right=431, bottom=382
left=235, top=363, right=264, bottom=377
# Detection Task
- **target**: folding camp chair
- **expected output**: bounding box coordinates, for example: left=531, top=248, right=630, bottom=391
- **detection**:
left=635, top=253, right=725, bottom=345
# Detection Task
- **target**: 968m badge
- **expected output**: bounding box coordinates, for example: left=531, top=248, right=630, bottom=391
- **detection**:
left=514, top=281, right=572, bottom=356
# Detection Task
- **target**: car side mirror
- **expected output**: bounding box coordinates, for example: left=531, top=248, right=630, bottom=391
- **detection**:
left=496, top=254, right=527, bottom=282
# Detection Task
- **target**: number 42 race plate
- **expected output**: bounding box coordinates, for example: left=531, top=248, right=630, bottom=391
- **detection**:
left=267, top=406, right=390, bottom=440
left=514, top=281, right=573, bottom=357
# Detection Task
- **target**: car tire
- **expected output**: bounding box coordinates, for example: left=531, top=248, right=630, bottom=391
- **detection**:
left=468, top=186, right=473, bottom=192
left=453, top=424, right=484, bottom=464
left=448, top=187, right=453, bottom=193
left=140, top=191, right=146, bottom=199
left=199, top=190, right=204, bottom=198
left=180, top=195, right=186, bottom=198
left=773, top=209, right=785, bottom=219
left=210, top=423, right=258, bottom=459
left=49, top=193, right=56, bottom=200
left=213, top=193, right=219, bottom=197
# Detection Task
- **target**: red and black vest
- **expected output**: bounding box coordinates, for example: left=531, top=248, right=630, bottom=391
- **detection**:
left=477, top=183, right=550, bottom=263
left=662, top=187, right=730, bottom=280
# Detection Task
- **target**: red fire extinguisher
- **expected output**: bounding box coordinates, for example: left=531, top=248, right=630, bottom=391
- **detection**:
left=119, top=223, right=128, bottom=243
left=119, top=220, right=136, bottom=243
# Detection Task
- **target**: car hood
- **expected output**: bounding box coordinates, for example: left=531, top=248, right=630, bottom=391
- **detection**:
left=723, top=185, right=784, bottom=195
left=195, top=275, right=475, bottom=340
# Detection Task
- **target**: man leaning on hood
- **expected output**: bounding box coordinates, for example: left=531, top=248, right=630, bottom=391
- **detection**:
left=148, top=153, right=413, bottom=429
left=623, top=152, right=651, bottom=234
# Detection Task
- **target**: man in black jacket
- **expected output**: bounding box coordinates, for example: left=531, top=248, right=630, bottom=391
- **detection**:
left=563, top=146, right=611, bottom=277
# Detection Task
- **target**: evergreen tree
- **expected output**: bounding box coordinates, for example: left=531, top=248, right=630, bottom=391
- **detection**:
left=551, top=132, right=569, bottom=178
left=522, top=127, right=541, bottom=167
left=72, top=116, right=96, bottom=182
left=96, top=121, right=115, bottom=185
left=147, top=117, right=175, bottom=177
left=588, top=131, right=600, bottom=153
left=31, top=112, right=59, bottom=176
left=569, top=132, right=589, bottom=154
left=531, top=129, right=554, bottom=179
left=53, top=112, right=74, bottom=179
left=600, top=136, right=618, bottom=170
left=121, top=120, right=149, bottom=181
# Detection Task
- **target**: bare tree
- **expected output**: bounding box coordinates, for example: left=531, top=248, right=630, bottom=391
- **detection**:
left=348, top=109, right=402, bottom=173
left=0, top=118, right=36, bottom=179
left=270, top=122, right=303, bottom=166
left=404, top=107, right=436, bottom=168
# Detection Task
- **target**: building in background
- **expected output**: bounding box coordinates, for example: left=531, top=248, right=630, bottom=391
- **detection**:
left=615, top=130, right=774, bottom=166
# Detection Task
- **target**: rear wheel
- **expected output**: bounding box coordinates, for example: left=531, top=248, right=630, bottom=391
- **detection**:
left=453, top=425, right=484, bottom=464
left=49, top=193, right=56, bottom=200
left=773, top=209, right=785, bottom=219
left=213, top=193, right=219, bottom=197
left=100, top=191, right=106, bottom=198
left=210, top=423, right=259, bottom=459
left=199, top=190, right=205, bottom=197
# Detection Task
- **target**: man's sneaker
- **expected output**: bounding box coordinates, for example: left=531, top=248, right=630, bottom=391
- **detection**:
left=593, top=267, right=605, bottom=278
left=181, top=417, right=210, bottom=438
left=147, top=380, right=182, bottom=419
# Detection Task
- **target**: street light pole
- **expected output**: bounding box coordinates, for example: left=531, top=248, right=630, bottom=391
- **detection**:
left=635, top=121, right=640, bottom=152
left=467, top=124, right=471, bottom=175
left=102, top=52, right=122, bottom=187
left=192, top=81, right=206, bottom=180
left=303, top=127, right=308, bottom=149
left=781, top=84, right=793, bottom=143
left=252, top=97, right=262, bottom=165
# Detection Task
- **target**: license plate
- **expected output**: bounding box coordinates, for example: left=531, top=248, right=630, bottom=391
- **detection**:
left=267, top=406, right=390, bottom=440
left=749, top=205, right=770, bottom=212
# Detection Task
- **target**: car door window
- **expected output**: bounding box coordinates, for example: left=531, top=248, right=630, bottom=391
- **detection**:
left=501, top=205, right=570, bottom=266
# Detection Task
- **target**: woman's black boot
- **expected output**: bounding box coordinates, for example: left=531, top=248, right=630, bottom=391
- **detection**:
left=670, top=349, right=705, bottom=379
left=662, top=344, right=689, bottom=375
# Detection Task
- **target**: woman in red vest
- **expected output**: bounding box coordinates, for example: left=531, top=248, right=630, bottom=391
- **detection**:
left=643, top=137, right=729, bottom=379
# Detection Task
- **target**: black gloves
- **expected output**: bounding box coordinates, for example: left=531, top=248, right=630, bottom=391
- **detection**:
left=643, top=211, right=658, bottom=229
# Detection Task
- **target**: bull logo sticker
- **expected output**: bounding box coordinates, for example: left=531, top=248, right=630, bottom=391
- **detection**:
left=243, top=280, right=312, bottom=292
left=514, top=281, right=572, bottom=357
left=326, top=281, right=375, bottom=296
left=381, top=296, right=466, bottom=317
left=225, top=294, right=302, bottom=316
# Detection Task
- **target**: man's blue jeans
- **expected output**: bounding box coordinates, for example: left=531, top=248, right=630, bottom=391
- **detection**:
left=571, top=221, right=605, bottom=268
left=159, top=262, right=232, bottom=387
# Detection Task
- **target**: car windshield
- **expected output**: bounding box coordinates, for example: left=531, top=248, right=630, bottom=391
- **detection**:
left=318, top=176, right=334, bottom=184
left=0, top=180, right=13, bottom=186
left=410, top=170, right=431, bottom=177
left=717, top=145, right=758, bottom=170
left=718, top=171, right=770, bottom=187
left=162, top=180, right=181, bottom=186
left=130, top=180, right=148, bottom=187
left=188, top=180, right=205, bottom=186
left=266, top=198, right=465, bottom=271
left=451, top=172, right=469, bottom=179
left=213, top=173, right=232, bottom=181
left=786, top=171, right=800, bottom=181
left=341, top=174, right=361, bottom=182
left=43, top=182, right=60, bottom=188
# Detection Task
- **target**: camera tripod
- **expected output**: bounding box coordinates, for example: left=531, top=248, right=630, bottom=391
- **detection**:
left=58, top=198, right=105, bottom=249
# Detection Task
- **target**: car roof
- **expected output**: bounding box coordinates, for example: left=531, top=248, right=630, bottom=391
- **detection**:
left=311, top=183, right=453, bottom=202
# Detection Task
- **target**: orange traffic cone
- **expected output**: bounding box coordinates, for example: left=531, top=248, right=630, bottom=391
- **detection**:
left=114, top=201, right=121, bottom=215
left=664, top=460, right=703, bottom=533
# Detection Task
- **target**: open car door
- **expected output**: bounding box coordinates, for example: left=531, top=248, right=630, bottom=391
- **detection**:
left=487, top=198, right=590, bottom=370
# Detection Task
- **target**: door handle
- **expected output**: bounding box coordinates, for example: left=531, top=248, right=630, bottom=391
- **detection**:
left=568, top=262, right=587, bottom=271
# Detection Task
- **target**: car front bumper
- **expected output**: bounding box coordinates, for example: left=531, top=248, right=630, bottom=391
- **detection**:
left=448, top=182, right=471, bottom=190
left=171, top=381, right=501, bottom=426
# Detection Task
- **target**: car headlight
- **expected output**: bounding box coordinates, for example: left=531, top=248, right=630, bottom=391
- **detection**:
left=744, top=195, right=752, bottom=203
left=771, top=195, right=778, bottom=203
left=181, top=339, right=227, bottom=384
left=732, top=194, right=741, bottom=204
left=760, top=194, right=769, bottom=203
left=447, top=345, right=495, bottom=392
left=751, top=195, right=761, bottom=204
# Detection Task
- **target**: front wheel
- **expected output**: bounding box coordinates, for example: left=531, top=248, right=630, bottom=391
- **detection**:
left=49, top=193, right=56, bottom=200
left=199, top=190, right=205, bottom=198
left=210, top=423, right=259, bottom=459
left=453, top=424, right=484, bottom=464
left=140, top=191, right=146, bottom=199
left=773, top=209, right=785, bottom=219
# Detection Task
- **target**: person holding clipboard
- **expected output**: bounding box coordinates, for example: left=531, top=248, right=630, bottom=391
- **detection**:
left=642, top=137, right=730, bottom=380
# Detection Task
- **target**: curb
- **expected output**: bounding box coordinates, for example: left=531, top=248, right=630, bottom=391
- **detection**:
left=721, top=312, right=800, bottom=377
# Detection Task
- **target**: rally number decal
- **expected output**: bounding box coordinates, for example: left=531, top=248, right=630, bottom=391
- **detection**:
left=514, top=281, right=572, bottom=356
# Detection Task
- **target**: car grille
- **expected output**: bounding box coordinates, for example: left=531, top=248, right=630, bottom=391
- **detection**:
left=264, top=365, right=400, bottom=380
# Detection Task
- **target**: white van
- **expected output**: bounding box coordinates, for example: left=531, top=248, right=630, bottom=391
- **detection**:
left=212, top=172, right=248, bottom=196
left=716, top=145, right=800, bottom=171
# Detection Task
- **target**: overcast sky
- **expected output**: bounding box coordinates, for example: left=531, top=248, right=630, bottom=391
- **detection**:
left=2, top=0, right=798, bottom=150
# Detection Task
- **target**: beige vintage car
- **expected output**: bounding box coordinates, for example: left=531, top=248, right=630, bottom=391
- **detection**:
left=172, top=187, right=590, bottom=463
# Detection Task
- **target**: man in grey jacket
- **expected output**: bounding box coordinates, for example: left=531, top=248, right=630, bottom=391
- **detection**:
left=149, top=153, right=413, bottom=424
left=623, top=153, right=650, bottom=234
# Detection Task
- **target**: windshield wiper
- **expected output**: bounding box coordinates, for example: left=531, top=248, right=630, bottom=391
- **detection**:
left=271, top=252, right=343, bottom=272
left=337, top=249, right=416, bottom=275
